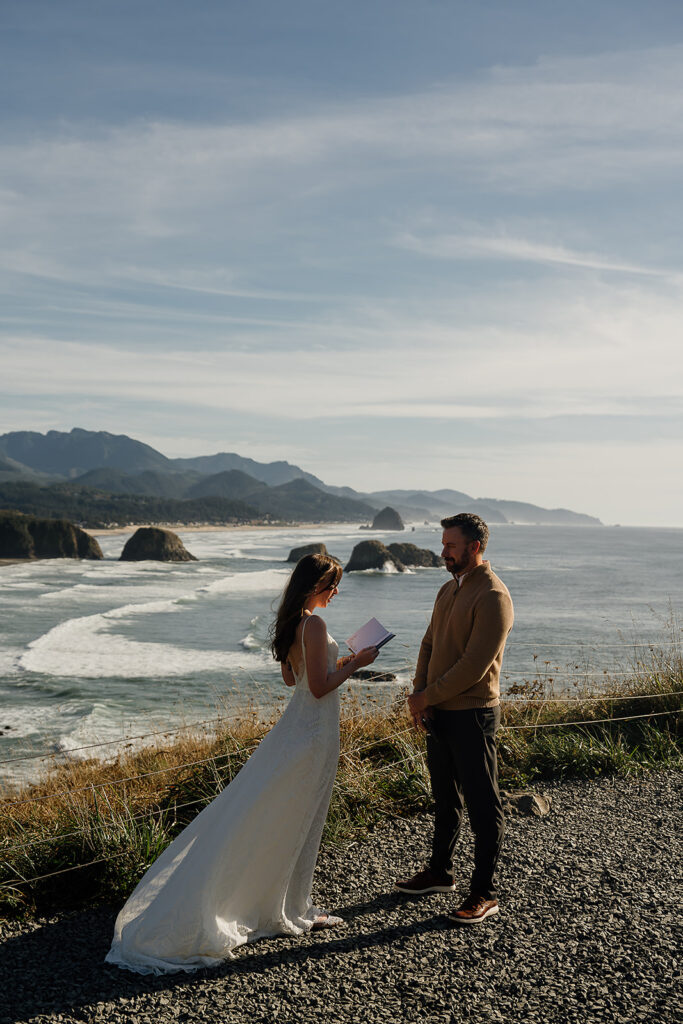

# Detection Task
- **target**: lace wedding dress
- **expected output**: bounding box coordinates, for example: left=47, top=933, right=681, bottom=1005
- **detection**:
left=106, top=620, right=340, bottom=974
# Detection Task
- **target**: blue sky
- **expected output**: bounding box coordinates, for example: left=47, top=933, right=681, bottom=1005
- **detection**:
left=1, top=1, right=682, bottom=526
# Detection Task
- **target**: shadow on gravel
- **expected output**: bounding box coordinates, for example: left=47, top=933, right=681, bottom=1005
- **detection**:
left=331, top=889, right=406, bottom=922
left=2, top=897, right=451, bottom=1022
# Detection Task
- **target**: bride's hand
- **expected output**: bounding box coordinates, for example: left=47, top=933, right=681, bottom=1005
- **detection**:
left=353, top=646, right=379, bottom=669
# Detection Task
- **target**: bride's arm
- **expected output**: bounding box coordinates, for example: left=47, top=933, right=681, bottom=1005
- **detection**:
left=304, top=615, right=378, bottom=699
left=281, top=661, right=296, bottom=687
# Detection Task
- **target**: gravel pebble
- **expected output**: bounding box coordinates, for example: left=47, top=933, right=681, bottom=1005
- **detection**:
left=1, top=771, right=681, bottom=1024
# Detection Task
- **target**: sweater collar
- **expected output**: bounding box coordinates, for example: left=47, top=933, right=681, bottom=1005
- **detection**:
left=454, top=561, right=489, bottom=588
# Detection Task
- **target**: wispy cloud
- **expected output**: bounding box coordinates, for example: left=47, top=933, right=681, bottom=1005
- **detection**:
left=112, top=266, right=337, bottom=304
left=396, top=232, right=679, bottom=279
left=3, top=44, right=683, bottom=268
left=4, top=271, right=681, bottom=420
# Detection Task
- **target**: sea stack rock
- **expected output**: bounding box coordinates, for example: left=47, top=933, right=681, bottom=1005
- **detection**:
left=287, top=542, right=330, bottom=563
left=371, top=506, right=404, bottom=531
left=119, top=527, right=197, bottom=562
left=344, top=540, right=406, bottom=573
left=387, top=543, right=444, bottom=568
left=351, top=669, right=397, bottom=681
left=0, top=511, right=103, bottom=560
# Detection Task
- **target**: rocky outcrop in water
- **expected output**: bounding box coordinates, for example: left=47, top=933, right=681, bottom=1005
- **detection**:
left=0, top=511, right=103, bottom=560
left=350, top=669, right=397, bottom=682
left=387, top=543, right=443, bottom=568
left=287, top=542, right=332, bottom=563
left=371, top=506, right=404, bottom=531
left=344, top=540, right=406, bottom=573
left=119, top=527, right=197, bottom=562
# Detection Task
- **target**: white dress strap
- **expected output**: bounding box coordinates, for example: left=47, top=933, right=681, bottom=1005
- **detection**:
left=293, top=615, right=311, bottom=681
left=301, top=614, right=311, bottom=648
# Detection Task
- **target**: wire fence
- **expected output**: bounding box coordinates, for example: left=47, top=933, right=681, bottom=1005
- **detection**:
left=1, top=727, right=424, bottom=864
left=0, top=688, right=396, bottom=769
left=502, top=708, right=679, bottom=729
left=2, top=673, right=680, bottom=769
left=1, top=689, right=681, bottom=806
left=0, top=711, right=252, bottom=768
left=0, top=720, right=421, bottom=811
left=7, top=700, right=683, bottom=891
left=505, top=639, right=681, bottom=649
left=1, top=701, right=680, bottom=880
left=502, top=668, right=672, bottom=678
left=501, top=689, right=682, bottom=704
left=0, top=746, right=260, bottom=809
left=2, top=730, right=410, bottom=856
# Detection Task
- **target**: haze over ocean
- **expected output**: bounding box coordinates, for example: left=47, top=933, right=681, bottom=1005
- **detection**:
left=1, top=522, right=680, bottom=785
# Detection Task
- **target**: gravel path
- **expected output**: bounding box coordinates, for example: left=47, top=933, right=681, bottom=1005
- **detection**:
left=1, top=770, right=681, bottom=1024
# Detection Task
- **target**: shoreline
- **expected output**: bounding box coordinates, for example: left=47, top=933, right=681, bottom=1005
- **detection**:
left=84, top=522, right=313, bottom=537
left=0, top=522, right=316, bottom=562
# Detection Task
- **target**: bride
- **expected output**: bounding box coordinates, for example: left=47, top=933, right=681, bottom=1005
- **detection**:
left=106, top=553, right=379, bottom=974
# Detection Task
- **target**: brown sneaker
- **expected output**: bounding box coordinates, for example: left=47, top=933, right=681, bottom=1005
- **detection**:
left=395, top=868, right=456, bottom=895
left=448, top=894, right=499, bottom=924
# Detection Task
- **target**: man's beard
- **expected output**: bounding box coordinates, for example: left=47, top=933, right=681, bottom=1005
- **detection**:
left=444, top=556, right=468, bottom=576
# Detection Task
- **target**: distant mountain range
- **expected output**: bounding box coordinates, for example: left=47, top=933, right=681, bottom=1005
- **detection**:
left=0, top=428, right=602, bottom=527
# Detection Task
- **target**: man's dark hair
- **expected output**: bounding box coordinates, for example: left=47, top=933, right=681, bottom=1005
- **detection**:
left=440, top=512, right=489, bottom=552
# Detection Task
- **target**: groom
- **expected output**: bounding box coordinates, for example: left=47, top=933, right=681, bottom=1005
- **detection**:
left=396, top=513, right=514, bottom=923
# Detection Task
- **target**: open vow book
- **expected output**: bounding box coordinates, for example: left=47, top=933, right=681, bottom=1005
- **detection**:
left=346, top=617, right=396, bottom=654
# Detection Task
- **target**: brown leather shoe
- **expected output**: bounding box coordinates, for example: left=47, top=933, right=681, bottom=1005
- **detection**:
left=395, top=868, right=456, bottom=895
left=448, top=894, right=499, bottom=924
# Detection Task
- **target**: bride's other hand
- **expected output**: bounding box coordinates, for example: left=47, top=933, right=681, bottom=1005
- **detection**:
left=353, top=646, right=379, bottom=668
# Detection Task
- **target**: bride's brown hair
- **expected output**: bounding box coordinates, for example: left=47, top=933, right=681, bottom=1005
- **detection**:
left=270, top=553, right=343, bottom=664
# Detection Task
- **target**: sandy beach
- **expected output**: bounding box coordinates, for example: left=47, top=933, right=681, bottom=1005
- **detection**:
left=0, top=522, right=312, bottom=564
left=83, top=522, right=311, bottom=537
left=0, top=525, right=279, bottom=565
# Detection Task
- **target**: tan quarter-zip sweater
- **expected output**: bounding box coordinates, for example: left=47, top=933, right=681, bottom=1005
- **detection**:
left=413, top=561, right=514, bottom=710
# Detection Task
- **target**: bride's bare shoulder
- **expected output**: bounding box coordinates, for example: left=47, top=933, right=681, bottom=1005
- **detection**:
left=289, top=615, right=324, bottom=672
left=302, top=614, right=326, bottom=641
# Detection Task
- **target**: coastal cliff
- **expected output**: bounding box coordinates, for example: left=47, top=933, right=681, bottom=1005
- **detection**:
left=0, top=510, right=103, bottom=560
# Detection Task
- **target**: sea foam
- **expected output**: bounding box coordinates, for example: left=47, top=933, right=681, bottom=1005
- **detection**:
left=20, top=599, right=269, bottom=679
left=200, top=568, right=289, bottom=595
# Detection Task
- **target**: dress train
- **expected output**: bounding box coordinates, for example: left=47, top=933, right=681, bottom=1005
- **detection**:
left=105, top=623, right=340, bottom=973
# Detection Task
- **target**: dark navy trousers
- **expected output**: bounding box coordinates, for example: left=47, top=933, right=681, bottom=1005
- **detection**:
left=426, top=706, right=505, bottom=900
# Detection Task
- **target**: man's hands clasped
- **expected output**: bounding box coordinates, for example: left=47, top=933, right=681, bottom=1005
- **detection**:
left=407, top=689, right=433, bottom=733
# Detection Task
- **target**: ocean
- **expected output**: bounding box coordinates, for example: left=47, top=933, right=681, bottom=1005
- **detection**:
left=1, top=523, right=681, bottom=785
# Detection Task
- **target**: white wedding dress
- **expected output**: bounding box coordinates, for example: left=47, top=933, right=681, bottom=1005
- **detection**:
left=106, top=620, right=340, bottom=974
